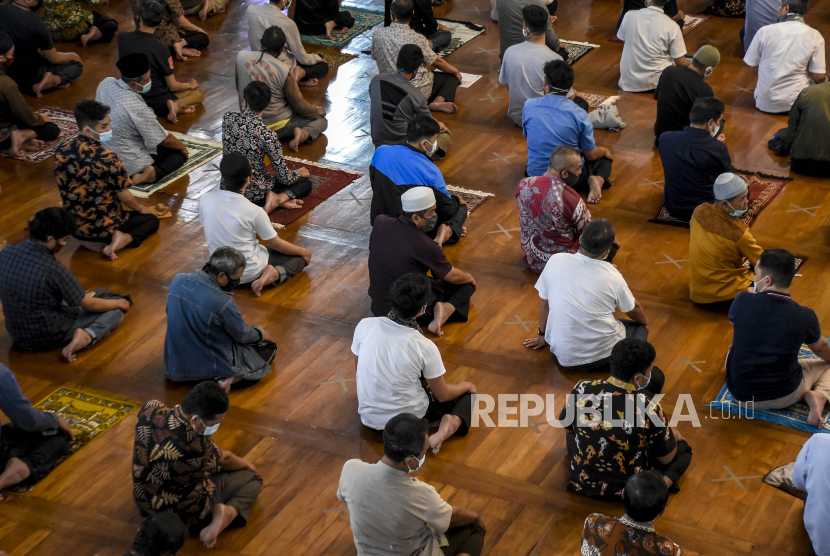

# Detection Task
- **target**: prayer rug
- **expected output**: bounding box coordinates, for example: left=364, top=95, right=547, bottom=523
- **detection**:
left=560, top=40, right=600, bottom=65
left=299, top=8, right=384, bottom=48
left=6, top=383, right=139, bottom=494
left=648, top=170, right=791, bottom=229
left=609, top=14, right=710, bottom=42
left=129, top=132, right=223, bottom=198
left=0, top=106, right=78, bottom=165
left=576, top=92, right=612, bottom=109
left=267, top=157, right=365, bottom=226
left=742, top=255, right=807, bottom=271
left=310, top=50, right=358, bottom=72
left=433, top=19, right=486, bottom=58
left=447, top=185, right=494, bottom=213
left=707, top=341, right=830, bottom=435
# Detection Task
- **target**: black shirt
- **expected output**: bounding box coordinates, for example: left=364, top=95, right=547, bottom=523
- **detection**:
left=617, top=0, right=678, bottom=28
left=658, top=126, right=734, bottom=222
left=726, top=291, right=822, bottom=402
left=653, top=66, right=714, bottom=140
left=0, top=3, right=55, bottom=87
left=117, top=29, right=176, bottom=104
left=383, top=0, right=439, bottom=36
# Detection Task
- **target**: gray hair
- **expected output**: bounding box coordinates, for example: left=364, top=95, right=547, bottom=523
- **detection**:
left=548, top=145, right=581, bottom=173
left=204, top=247, right=246, bottom=277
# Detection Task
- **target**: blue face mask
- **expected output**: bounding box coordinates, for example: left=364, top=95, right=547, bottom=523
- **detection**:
left=134, top=79, right=152, bottom=94
left=421, top=138, right=438, bottom=157
left=637, top=372, right=651, bottom=390
left=198, top=416, right=220, bottom=436
left=88, top=126, right=113, bottom=143
left=725, top=201, right=747, bottom=217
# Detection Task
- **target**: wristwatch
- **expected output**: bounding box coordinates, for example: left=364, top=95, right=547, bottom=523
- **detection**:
left=537, top=326, right=545, bottom=336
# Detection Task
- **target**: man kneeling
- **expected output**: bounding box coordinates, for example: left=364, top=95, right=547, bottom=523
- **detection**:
left=353, top=273, right=477, bottom=453
left=165, top=247, right=278, bottom=392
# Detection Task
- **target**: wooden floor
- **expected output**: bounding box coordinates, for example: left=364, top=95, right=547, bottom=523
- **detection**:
left=1, top=0, right=829, bottom=553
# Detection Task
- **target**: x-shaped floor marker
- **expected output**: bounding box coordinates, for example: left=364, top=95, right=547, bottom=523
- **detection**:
left=332, top=191, right=372, bottom=205
left=504, top=315, right=537, bottom=332
left=487, top=223, right=520, bottom=238
left=337, top=283, right=360, bottom=296
left=321, top=370, right=356, bottom=392
left=733, top=86, right=754, bottom=93
left=480, top=93, right=505, bottom=103
left=786, top=203, right=820, bottom=216
left=465, top=6, right=485, bottom=14
left=489, top=152, right=517, bottom=164
left=637, top=178, right=664, bottom=189
left=711, top=465, right=763, bottom=491
left=655, top=253, right=688, bottom=268
left=323, top=503, right=349, bottom=514
left=356, top=129, right=371, bottom=137
left=673, top=356, right=705, bottom=373
left=475, top=47, right=498, bottom=55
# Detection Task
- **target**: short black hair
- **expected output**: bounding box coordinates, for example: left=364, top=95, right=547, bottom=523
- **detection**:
left=782, top=0, right=808, bottom=14
left=219, top=153, right=253, bottom=192
left=383, top=413, right=429, bottom=463
left=580, top=218, right=615, bottom=256
left=132, top=513, right=188, bottom=556
left=624, top=470, right=669, bottom=523
left=689, top=97, right=725, bottom=126
left=406, top=115, right=440, bottom=143
left=390, top=273, right=431, bottom=319
left=28, top=207, right=77, bottom=242
left=390, top=0, right=414, bottom=22
left=397, top=43, right=425, bottom=73
left=610, top=339, right=656, bottom=382
left=521, top=4, right=548, bottom=34
left=139, top=0, right=165, bottom=27
left=243, top=81, right=272, bottom=113
left=650, top=0, right=669, bottom=6
left=181, top=381, right=230, bottom=420
left=543, top=59, right=574, bottom=93
left=73, top=99, right=110, bottom=132
left=261, top=25, right=287, bottom=54
left=758, top=249, right=797, bottom=288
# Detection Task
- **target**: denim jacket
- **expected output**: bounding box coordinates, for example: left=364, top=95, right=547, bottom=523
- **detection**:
left=0, top=363, right=59, bottom=440
left=164, top=270, right=263, bottom=380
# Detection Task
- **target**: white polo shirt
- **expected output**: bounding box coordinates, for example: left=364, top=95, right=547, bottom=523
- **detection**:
left=198, top=188, right=278, bottom=284
left=744, top=17, right=826, bottom=114
left=351, top=317, right=446, bottom=430
left=617, top=6, right=686, bottom=92
left=535, top=252, right=636, bottom=367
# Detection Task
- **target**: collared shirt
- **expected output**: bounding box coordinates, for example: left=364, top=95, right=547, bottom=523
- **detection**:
left=132, top=401, right=223, bottom=527
left=496, top=0, right=559, bottom=59
left=782, top=81, right=830, bottom=163
left=658, top=126, right=734, bottom=221
left=0, top=64, right=45, bottom=143
left=516, top=172, right=591, bottom=273
left=336, top=460, right=453, bottom=556
left=499, top=41, right=563, bottom=126
left=55, top=134, right=132, bottom=240
left=653, top=66, right=714, bottom=140
left=617, top=6, right=686, bottom=93
left=522, top=93, right=597, bottom=178
left=37, top=0, right=106, bottom=41
left=128, top=0, right=185, bottom=47
left=0, top=362, right=59, bottom=444
left=793, top=435, right=830, bottom=556
left=371, top=23, right=437, bottom=98
left=222, top=110, right=299, bottom=204
left=744, top=17, right=826, bottom=113
left=581, top=513, right=685, bottom=555
left=247, top=3, right=322, bottom=66
left=0, top=240, right=86, bottom=351
left=95, top=77, right=169, bottom=176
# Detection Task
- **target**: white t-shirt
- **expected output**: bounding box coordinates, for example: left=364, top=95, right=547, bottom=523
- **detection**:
left=198, top=188, right=278, bottom=284
left=617, top=6, right=686, bottom=92
left=351, top=317, right=446, bottom=430
left=744, top=18, right=826, bottom=113
left=499, top=41, right=563, bottom=126
left=535, top=252, right=636, bottom=366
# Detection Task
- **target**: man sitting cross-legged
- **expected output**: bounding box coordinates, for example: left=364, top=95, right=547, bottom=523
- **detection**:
left=128, top=0, right=210, bottom=61
left=123, top=513, right=188, bottom=556
left=581, top=471, right=685, bottom=555
left=96, top=53, right=189, bottom=186
left=0, top=362, right=74, bottom=498
left=770, top=81, right=830, bottom=177
left=353, top=273, right=477, bottom=452
left=726, top=249, right=830, bottom=426
left=55, top=99, right=160, bottom=261
left=337, top=412, right=486, bottom=556
left=370, top=116, right=464, bottom=243
left=223, top=82, right=313, bottom=213
left=793, top=435, right=830, bottom=555
left=523, top=219, right=641, bottom=373
left=497, top=0, right=562, bottom=60
left=133, top=382, right=263, bottom=549
left=523, top=60, right=612, bottom=204
left=118, top=0, right=205, bottom=124
left=0, top=208, right=131, bottom=362
left=369, top=187, right=476, bottom=336
left=561, top=339, right=692, bottom=500
left=165, top=247, right=278, bottom=392
left=199, top=153, right=312, bottom=296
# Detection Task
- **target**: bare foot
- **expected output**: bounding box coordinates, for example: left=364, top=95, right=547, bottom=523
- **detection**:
left=251, top=266, right=282, bottom=296
left=299, top=78, right=319, bottom=87
left=586, top=176, right=603, bottom=204
left=58, top=82, right=71, bottom=90
left=429, top=101, right=458, bottom=114
left=181, top=105, right=196, bottom=115
left=279, top=199, right=304, bottom=209
left=9, top=130, right=40, bottom=158
left=167, top=100, right=180, bottom=124
left=427, top=301, right=454, bottom=336
left=101, top=230, right=134, bottom=261
left=131, top=166, right=157, bottom=185
left=433, top=223, right=452, bottom=246
left=20, top=139, right=45, bottom=152
left=199, top=503, right=238, bottom=549
left=461, top=225, right=467, bottom=237
left=428, top=414, right=462, bottom=454
left=804, top=390, right=826, bottom=427
left=0, top=457, right=32, bottom=491
left=79, top=241, right=106, bottom=252
left=80, top=25, right=102, bottom=45
left=33, top=72, right=61, bottom=97
left=183, top=47, right=201, bottom=58
left=62, top=328, right=92, bottom=362
left=290, top=128, right=310, bottom=152
left=198, top=0, right=213, bottom=20
left=217, top=377, right=234, bottom=393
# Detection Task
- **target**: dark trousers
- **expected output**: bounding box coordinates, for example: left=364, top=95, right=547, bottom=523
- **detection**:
left=428, top=72, right=460, bottom=103
left=299, top=61, right=330, bottom=81
left=251, top=176, right=314, bottom=204
left=422, top=384, right=473, bottom=436
left=297, top=11, right=355, bottom=35
left=0, top=122, right=60, bottom=150
left=150, top=145, right=187, bottom=182
left=0, top=424, right=71, bottom=486
left=442, top=524, right=485, bottom=556
left=267, top=248, right=307, bottom=284
left=89, top=11, right=119, bottom=43
left=572, top=156, right=613, bottom=191
left=694, top=298, right=735, bottom=312
left=15, top=59, right=83, bottom=95
left=428, top=30, right=453, bottom=51
left=567, top=321, right=650, bottom=373
left=115, top=213, right=160, bottom=247
left=429, top=204, right=467, bottom=246
left=572, top=95, right=590, bottom=112
left=416, top=280, right=474, bottom=324
left=791, top=159, right=830, bottom=178
left=175, top=28, right=210, bottom=51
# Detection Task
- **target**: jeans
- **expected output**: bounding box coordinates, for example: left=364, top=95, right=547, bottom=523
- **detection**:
left=428, top=29, right=453, bottom=51
left=63, top=308, right=124, bottom=345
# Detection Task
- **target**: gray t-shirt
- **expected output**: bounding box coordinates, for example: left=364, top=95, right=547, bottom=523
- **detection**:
left=247, top=3, right=322, bottom=66
left=499, top=41, right=562, bottom=126
left=235, top=50, right=293, bottom=125
left=497, top=0, right=559, bottom=59
left=337, top=460, right=453, bottom=556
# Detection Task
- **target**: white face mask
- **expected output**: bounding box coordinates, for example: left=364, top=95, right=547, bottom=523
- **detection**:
left=522, top=27, right=528, bottom=37
left=754, top=275, right=770, bottom=293
left=198, top=416, right=220, bottom=436
left=406, top=453, right=426, bottom=473
left=637, top=372, right=651, bottom=390
left=709, top=122, right=718, bottom=138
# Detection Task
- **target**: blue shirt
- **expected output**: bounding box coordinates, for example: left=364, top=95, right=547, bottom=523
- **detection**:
left=369, top=144, right=448, bottom=196
left=522, top=94, right=596, bottom=177
left=793, top=435, right=830, bottom=556
left=0, top=363, right=59, bottom=443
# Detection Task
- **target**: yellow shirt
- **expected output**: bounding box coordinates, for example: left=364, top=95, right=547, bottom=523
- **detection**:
left=689, top=203, right=763, bottom=303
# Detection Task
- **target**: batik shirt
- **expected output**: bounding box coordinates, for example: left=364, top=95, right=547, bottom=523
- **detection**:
left=581, top=513, right=685, bottom=556
left=129, top=0, right=184, bottom=47
left=371, top=23, right=437, bottom=98
left=517, top=172, right=591, bottom=273
left=562, top=377, right=676, bottom=500
left=37, top=0, right=105, bottom=41
left=55, top=134, right=131, bottom=240
left=222, top=110, right=299, bottom=203
left=133, top=401, right=222, bottom=527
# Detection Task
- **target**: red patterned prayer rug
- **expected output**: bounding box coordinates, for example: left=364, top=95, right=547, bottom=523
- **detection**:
left=648, top=170, right=791, bottom=228
left=1, top=106, right=78, bottom=164
left=447, top=185, right=493, bottom=213
left=743, top=256, right=807, bottom=272
left=267, top=157, right=364, bottom=226
left=576, top=92, right=612, bottom=109
left=609, top=13, right=710, bottom=42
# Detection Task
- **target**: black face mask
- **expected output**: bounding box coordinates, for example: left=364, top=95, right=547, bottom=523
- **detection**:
left=32, top=0, right=44, bottom=11
left=560, top=171, right=580, bottom=187
left=221, top=278, right=241, bottom=292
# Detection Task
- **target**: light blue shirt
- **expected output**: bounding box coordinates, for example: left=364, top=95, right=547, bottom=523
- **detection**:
left=744, top=0, right=779, bottom=53
left=793, top=434, right=830, bottom=556
left=522, top=93, right=597, bottom=177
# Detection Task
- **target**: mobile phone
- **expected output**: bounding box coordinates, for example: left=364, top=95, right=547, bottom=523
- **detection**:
left=716, top=118, right=726, bottom=137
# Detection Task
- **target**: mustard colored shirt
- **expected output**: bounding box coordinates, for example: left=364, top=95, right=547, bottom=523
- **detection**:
left=689, top=203, right=763, bottom=303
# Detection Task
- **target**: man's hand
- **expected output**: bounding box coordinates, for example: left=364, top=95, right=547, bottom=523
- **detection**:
left=601, top=147, right=614, bottom=161
left=180, top=146, right=189, bottom=161
left=463, top=381, right=477, bottom=395
left=438, top=121, right=451, bottom=135
left=524, top=335, right=547, bottom=349
left=117, top=299, right=132, bottom=312
left=672, top=427, right=685, bottom=443
left=550, top=15, right=557, bottom=25
left=189, top=79, right=199, bottom=90
left=135, top=204, right=156, bottom=215
left=57, top=416, right=75, bottom=440
left=472, top=517, right=487, bottom=536
left=297, top=168, right=310, bottom=177
left=438, top=23, right=450, bottom=31
left=717, top=134, right=726, bottom=142
left=41, top=114, right=53, bottom=123
left=241, top=458, right=257, bottom=473
left=613, top=237, right=621, bottom=248
left=66, top=52, right=83, bottom=64
left=453, top=70, right=463, bottom=84
left=317, top=107, right=326, bottom=117
left=300, top=248, right=312, bottom=265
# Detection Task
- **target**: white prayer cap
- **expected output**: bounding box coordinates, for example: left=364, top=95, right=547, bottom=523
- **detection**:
left=713, top=173, right=748, bottom=200
left=401, top=187, right=436, bottom=212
